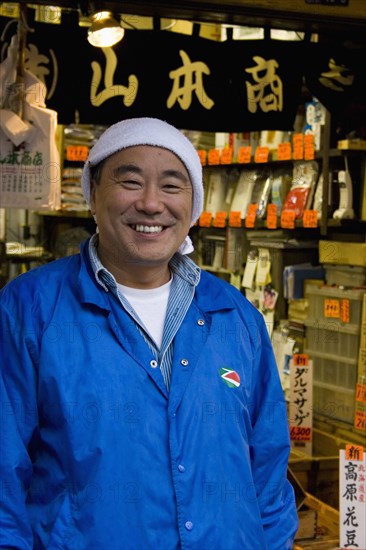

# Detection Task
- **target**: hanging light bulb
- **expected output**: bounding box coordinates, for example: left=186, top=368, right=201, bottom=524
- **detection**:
left=87, top=10, right=124, bottom=48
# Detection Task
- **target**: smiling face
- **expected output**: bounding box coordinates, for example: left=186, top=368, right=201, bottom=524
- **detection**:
left=90, top=145, right=193, bottom=288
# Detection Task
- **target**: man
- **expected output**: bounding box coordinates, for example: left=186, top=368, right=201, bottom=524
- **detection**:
left=0, top=117, right=298, bottom=549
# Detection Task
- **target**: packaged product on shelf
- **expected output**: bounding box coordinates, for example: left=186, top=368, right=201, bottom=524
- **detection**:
left=61, top=167, right=89, bottom=211
left=239, top=169, right=272, bottom=219
left=304, top=98, right=326, bottom=151
left=270, top=166, right=293, bottom=215
left=199, top=231, right=226, bottom=268
left=311, top=173, right=323, bottom=219
left=312, top=170, right=341, bottom=220
left=282, top=160, right=319, bottom=219
left=230, top=169, right=258, bottom=219
left=225, top=228, right=246, bottom=273
left=332, top=157, right=355, bottom=220
left=259, top=130, right=288, bottom=151
left=251, top=171, right=272, bottom=219
left=204, top=168, right=230, bottom=216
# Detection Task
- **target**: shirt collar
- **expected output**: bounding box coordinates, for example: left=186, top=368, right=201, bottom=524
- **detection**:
left=88, top=233, right=201, bottom=292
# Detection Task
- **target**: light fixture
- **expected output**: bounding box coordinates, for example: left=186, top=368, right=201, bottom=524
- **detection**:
left=87, top=10, right=124, bottom=48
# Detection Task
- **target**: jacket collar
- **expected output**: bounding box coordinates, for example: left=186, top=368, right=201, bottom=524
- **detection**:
left=77, top=237, right=237, bottom=315
left=194, top=270, right=238, bottom=313
left=77, top=238, right=111, bottom=311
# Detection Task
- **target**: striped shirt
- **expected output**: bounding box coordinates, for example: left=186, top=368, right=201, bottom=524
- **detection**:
left=88, top=234, right=201, bottom=389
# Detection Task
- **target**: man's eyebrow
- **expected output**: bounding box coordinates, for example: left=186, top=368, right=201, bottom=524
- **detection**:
left=112, top=165, right=190, bottom=183
left=162, top=169, right=190, bottom=184
left=112, top=164, right=143, bottom=177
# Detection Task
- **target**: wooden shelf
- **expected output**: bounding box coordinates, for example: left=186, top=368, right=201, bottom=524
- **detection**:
left=193, top=219, right=366, bottom=231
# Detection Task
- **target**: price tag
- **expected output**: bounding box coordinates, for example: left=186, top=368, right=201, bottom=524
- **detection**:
left=293, top=354, right=309, bottom=366
left=213, top=211, right=227, bottom=227
left=289, top=355, right=313, bottom=452
left=304, top=134, right=315, bottom=160
left=304, top=134, right=314, bottom=147
left=356, top=383, right=366, bottom=404
left=228, top=211, right=242, bottom=227
left=66, top=145, right=89, bottom=162
left=290, top=426, right=312, bottom=442
left=341, top=299, right=350, bottom=323
left=280, top=210, right=296, bottom=229
left=303, top=210, right=318, bottom=228
left=199, top=212, right=212, bottom=227
left=237, top=146, right=252, bottom=164
left=208, top=149, right=220, bottom=165
left=339, top=448, right=366, bottom=549
left=292, top=146, right=304, bottom=160
left=354, top=410, right=366, bottom=431
left=293, top=133, right=303, bottom=148
left=277, top=142, right=292, bottom=161
left=197, top=149, right=207, bottom=165
left=245, top=203, right=257, bottom=228
left=304, top=147, right=315, bottom=160
left=220, top=147, right=233, bottom=165
left=292, top=133, right=304, bottom=160
left=254, top=146, right=269, bottom=163
left=345, top=444, right=364, bottom=461
left=324, top=299, right=340, bottom=318
left=266, top=203, right=277, bottom=229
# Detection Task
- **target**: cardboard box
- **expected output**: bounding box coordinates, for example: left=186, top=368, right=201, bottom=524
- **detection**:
left=314, top=416, right=366, bottom=448
left=319, top=240, right=366, bottom=267
left=288, top=467, right=339, bottom=547
left=288, top=467, right=318, bottom=541
left=293, top=493, right=339, bottom=550
left=337, top=139, right=366, bottom=150
left=296, top=509, right=318, bottom=541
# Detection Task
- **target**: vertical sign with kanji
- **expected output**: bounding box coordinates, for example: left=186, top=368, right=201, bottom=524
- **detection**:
left=340, top=446, right=366, bottom=549
left=289, top=354, right=313, bottom=456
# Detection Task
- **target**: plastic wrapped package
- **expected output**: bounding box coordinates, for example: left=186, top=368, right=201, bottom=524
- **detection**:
left=270, top=166, right=293, bottom=215
left=282, top=161, right=319, bottom=219
left=251, top=171, right=272, bottom=218
left=230, top=169, right=258, bottom=219
left=204, top=168, right=229, bottom=216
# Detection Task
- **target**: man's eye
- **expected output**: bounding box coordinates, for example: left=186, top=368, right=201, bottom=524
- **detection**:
left=163, top=183, right=181, bottom=192
left=121, top=180, right=141, bottom=188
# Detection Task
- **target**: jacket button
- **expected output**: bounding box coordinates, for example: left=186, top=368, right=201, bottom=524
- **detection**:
left=150, top=360, right=158, bottom=369
left=178, top=464, right=185, bottom=472
left=185, top=521, right=193, bottom=531
left=181, top=358, right=189, bottom=367
left=197, top=319, right=205, bottom=326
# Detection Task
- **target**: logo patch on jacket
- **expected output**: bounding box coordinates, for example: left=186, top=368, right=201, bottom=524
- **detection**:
left=219, top=367, right=241, bottom=388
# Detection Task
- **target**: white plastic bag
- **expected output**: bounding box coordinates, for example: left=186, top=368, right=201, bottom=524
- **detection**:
left=0, top=35, right=61, bottom=210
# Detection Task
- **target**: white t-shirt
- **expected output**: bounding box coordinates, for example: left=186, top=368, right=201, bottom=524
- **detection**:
left=117, top=278, right=172, bottom=349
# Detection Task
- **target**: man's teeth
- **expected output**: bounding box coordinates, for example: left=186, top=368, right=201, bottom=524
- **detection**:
left=134, top=224, right=163, bottom=233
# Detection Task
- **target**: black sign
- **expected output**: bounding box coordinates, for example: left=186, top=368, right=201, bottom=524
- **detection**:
left=0, top=11, right=363, bottom=132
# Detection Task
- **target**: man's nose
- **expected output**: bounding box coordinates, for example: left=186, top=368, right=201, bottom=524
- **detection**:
left=135, top=184, right=164, bottom=214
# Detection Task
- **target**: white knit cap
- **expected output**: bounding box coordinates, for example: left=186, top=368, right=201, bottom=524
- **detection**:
left=81, top=117, right=204, bottom=226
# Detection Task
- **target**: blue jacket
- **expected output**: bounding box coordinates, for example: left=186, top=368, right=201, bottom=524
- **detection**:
left=0, top=240, right=298, bottom=549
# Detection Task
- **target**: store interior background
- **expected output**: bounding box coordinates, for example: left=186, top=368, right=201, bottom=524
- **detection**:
left=0, top=1, right=366, bottom=547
